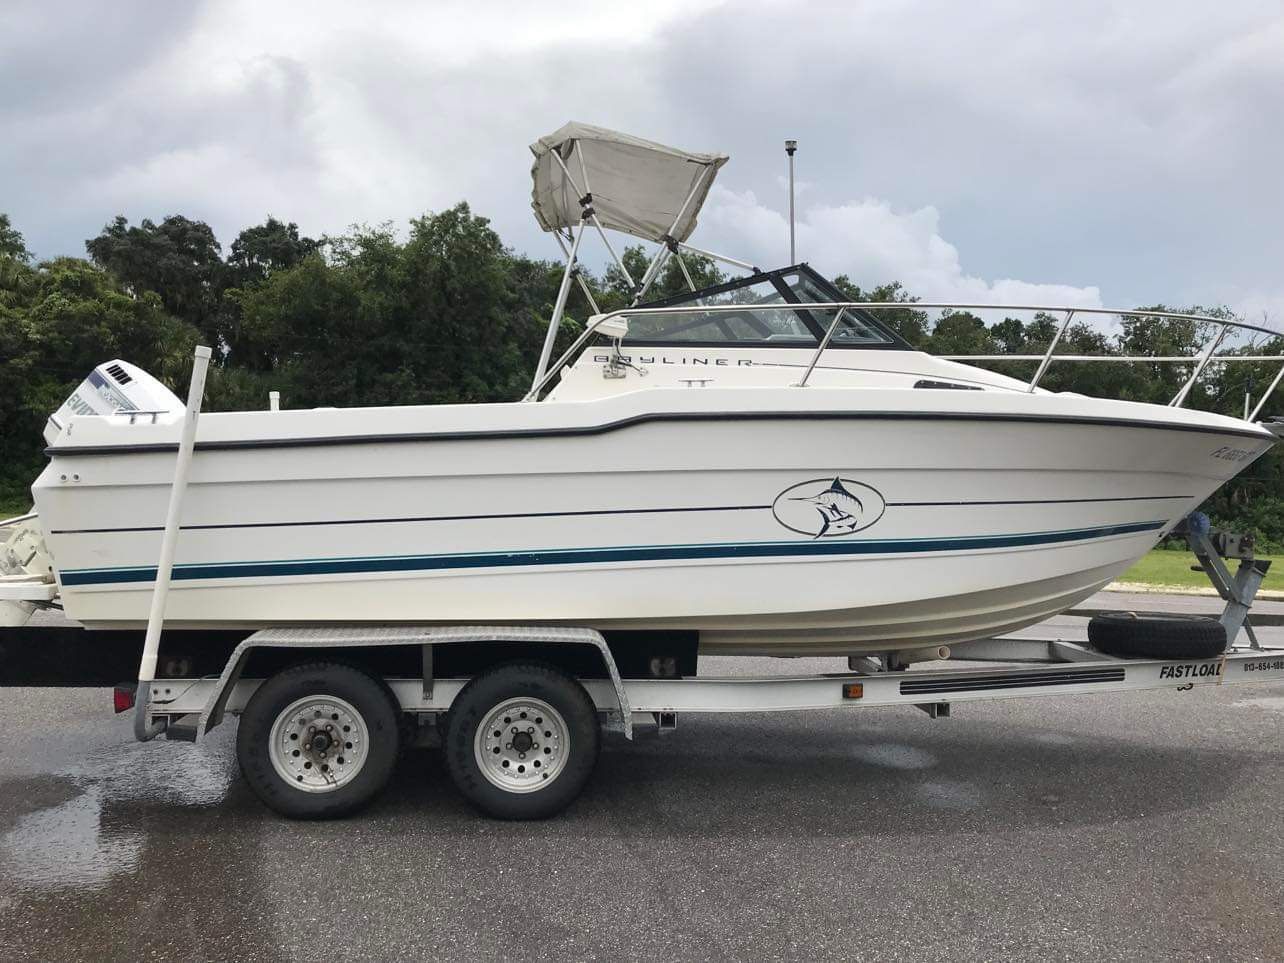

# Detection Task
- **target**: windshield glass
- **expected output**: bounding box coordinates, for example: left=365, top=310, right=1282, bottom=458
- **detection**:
left=621, top=267, right=899, bottom=348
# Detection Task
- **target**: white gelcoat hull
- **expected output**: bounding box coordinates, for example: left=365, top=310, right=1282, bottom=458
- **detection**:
left=33, top=386, right=1274, bottom=655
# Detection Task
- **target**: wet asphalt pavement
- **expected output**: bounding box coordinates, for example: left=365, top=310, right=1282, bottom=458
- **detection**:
left=1, top=599, right=1282, bottom=962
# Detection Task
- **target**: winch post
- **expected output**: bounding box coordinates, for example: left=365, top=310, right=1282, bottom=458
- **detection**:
left=1183, top=515, right=1270, bottom=649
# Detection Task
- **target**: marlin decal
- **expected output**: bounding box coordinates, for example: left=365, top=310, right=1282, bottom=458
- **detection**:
left=791, top=477, right=865, bottom=537
left=772, top=476, right=887, bottom=538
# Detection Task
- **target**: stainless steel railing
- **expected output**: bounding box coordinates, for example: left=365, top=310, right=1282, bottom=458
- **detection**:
left=525, top=301, right=1284, bottom=421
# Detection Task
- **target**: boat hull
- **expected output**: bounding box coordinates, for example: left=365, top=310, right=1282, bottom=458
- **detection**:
left=33, top=390, right=1274, bottom=655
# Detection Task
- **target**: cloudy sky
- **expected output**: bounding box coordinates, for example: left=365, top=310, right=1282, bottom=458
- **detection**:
left=3, top=0, right=1282, bottom=323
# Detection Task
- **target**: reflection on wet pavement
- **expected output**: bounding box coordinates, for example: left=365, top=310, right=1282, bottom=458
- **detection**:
left=0, top=734, right=235, bottom=896
left=0, top=690, right=277, bottom=962
left=2, top=786, right=142, bottom=890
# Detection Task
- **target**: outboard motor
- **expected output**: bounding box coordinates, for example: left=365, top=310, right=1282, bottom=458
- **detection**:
left=44, top=359, right=182, bottom=444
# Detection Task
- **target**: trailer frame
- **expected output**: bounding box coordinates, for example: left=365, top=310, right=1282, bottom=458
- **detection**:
left=135, top=631, right=1283, bottom=745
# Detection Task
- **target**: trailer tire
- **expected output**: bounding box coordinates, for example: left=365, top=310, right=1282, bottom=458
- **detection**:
left=1088, top=613, right=1227, bottom=660
left=237, top=662, right=400, bottom=819
left=444, top=662, right=600, bottom=820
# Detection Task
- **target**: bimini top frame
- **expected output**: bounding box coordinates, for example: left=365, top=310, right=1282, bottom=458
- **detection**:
left=529, top=122, right=740, bottom=391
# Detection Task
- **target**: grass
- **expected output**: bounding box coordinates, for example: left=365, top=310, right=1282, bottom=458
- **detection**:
left=1119, top=548, right=1284, bottom=593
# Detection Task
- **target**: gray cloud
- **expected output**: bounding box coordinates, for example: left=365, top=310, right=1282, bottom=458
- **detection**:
left=0, top=2, right=204, bottom=115
left=1, top=0, right=1280, bottom=322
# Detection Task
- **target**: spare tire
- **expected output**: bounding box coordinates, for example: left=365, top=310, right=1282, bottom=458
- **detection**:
left=1088, top=612, right=1227, bottom=660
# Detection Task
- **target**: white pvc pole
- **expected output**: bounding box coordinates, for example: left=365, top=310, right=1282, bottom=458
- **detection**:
left=269, top=390, right=280, bottom=412
left=136, top=345, right=211, bottom=692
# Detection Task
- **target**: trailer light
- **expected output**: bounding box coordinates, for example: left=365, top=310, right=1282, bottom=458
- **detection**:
left=113, top=684, right=136, bottom=714
left=842, top=683, right=864, bottom=699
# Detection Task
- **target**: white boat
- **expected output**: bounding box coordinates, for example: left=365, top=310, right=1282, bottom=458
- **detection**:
left=12, top=123, right=1283, bottom=656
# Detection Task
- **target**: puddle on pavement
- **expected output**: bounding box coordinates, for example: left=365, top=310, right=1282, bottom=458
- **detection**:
left=0, top=786, right=142, bottom=890
left=82, top=738, right=236, bottom=806
left=0, top=732, right=236, bottom=894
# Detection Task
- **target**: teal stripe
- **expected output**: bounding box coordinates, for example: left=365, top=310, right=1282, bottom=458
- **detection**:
left=59, top=520, right=1165, bottom=587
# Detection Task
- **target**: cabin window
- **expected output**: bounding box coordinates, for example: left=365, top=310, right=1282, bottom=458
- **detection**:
left=621, top=266, right=905, bottom=349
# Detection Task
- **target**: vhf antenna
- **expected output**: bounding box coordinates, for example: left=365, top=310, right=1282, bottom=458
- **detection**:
left=785, top=139, right=797, bottom=264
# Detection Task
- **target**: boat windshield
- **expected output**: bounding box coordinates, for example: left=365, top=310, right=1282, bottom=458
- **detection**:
left=623, top=265, right=908, bottom=349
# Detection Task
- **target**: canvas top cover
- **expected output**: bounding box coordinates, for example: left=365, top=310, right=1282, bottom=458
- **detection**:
left=530, top=121, right=729, bottom=244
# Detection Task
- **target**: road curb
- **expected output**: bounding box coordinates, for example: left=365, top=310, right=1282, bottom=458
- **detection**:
left=1107, top=580, right=1284, bottom=600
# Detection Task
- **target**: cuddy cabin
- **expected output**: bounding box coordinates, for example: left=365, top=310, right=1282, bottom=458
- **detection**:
left=548, top=264, right=1034, bottom=401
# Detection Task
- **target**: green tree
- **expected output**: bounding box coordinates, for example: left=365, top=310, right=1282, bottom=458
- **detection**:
left=0, top=248, right=197, bottom=497
left=234, top=204, right=559, bottom=409
left=0, top=214, right=32, bottom=298
left=227, top=217, right=319, bottom=285
left=1112, top=305, right=1231, bottom=406
left=605, top=245, right=725, bottom=305
left=926, top=310, right=995, bottom=356
left=218, top=218, right=323, bottom=374
left=0, top=214, right=29, bottom=262
left=85, top=215, right=226, bottom=348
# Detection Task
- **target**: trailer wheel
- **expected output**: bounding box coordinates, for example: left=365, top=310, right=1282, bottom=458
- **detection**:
left=237, top=662, right=400, bottom=819
left=444, top=663, right=600, bottom=820
left=1088, top=613, right=1227, bottom=660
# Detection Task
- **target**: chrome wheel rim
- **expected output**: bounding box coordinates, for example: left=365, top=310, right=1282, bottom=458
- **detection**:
left=268, top=695, right=368, bottom=793
left=474, top=697, right=568, bottom=794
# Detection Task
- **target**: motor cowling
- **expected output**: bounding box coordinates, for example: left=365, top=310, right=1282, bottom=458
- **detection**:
left=44, top=360, right=182, bottom=444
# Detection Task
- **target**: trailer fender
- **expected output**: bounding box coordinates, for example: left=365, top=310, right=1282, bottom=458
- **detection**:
left=192, top=625, right=633, bottom=741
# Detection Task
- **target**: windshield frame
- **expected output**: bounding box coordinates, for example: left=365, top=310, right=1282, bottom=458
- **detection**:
left=623, top=264, right=914, bottom=351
